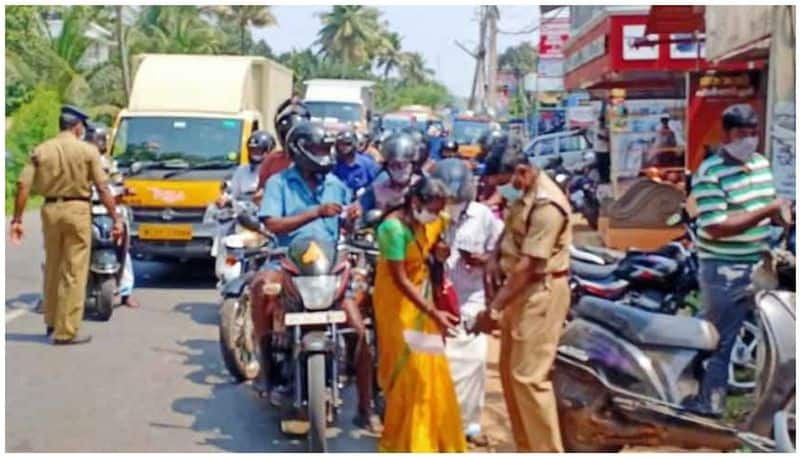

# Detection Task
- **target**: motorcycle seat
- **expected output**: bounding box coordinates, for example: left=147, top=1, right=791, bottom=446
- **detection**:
left=574, top=296, right=719, bottom=351
left=571, top=259, right=618, bottom=280
left=573, top=276, right=629, bottom=300
left=575, top=245, right=626, bottom=263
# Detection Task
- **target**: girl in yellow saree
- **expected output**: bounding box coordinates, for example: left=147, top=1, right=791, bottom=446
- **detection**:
left=373, top=177, right=466, bottom=452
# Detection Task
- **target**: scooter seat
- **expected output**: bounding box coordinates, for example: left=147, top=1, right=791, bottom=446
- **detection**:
left=574, top=296, right=719, bottom=351
left=571, top=259, right=618, bottom=280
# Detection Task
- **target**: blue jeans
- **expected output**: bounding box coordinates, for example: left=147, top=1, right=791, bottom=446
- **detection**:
left=697, top=259, right=756, bottom=396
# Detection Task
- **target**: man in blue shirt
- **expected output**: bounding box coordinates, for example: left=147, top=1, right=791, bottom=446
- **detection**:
left=332, top=130, right=380, bottom=192
left=251, top=121, right=381, bottom=432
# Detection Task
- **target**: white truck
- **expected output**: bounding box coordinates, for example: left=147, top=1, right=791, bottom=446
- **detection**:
left=303, top=79, right=375, bottom=133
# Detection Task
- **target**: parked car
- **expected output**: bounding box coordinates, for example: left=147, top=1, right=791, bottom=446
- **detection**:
left=524, top=129, right=594, bottom=171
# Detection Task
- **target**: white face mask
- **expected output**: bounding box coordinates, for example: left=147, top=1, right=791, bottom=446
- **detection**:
left=724, top=136, right=759, bottom=162
left=413, top=207, right=439, bottom=224
left=388, top=166, right=412, bottom=185
left=446, top=202, right=467, bottom=220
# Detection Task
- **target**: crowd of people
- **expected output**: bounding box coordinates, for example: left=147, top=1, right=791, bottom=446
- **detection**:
left=8, top=97, right=792, bottom=452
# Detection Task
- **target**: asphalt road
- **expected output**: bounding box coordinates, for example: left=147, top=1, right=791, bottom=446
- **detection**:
left=5, top=210, right=377, bottom=452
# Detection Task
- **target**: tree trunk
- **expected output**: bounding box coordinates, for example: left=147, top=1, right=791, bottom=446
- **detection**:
left=116, top=5, right=131, bottom=103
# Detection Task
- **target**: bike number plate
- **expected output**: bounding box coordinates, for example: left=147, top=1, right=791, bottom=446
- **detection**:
left=285, top=310, right=347, bottom=326
left=139, top=224, right=193, bottom=241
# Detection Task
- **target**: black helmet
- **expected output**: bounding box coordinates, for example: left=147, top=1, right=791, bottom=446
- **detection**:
left=247, top=130, right=275, bottom=164
left=722, top=103, right=758, bottom=131
left=442, top=139, right=459, bottom=157
left=431, top=158, right=475, bottom=202
left=286, top=121, right=335, bottom=176
left=381, top=133, right=417, bottom=185
left=478, top=129, right=507, bottom=156
left=275, top=111, right=309, bottom=148
left=482, top=136, right=522, bottom=177
left=335, top=130, right=357, bottom=146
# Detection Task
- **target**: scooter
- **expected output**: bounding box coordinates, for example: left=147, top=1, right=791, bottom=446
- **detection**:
left=554, top=288, right=794, bottom=452
left=84, top=183, right=129, bottom=321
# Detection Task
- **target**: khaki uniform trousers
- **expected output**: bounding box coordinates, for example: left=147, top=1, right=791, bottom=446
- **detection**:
left=41, top=201, right=91, bottom=340
left=498, top=276, right=570, bottom=452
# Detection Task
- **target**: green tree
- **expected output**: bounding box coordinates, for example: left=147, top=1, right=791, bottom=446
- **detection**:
left=5, top=87, right=61, bottom=210
left=129, top=6, right=223, bottom=55
left=375, top=79, right=452, bottom=112
left=375, top=32, right=406, bottom=79
left=205, top=6, right=276, bottom=55
left=316, top=6, right=385, bottom=68
left=399, top=52, right=434, bottom=86
left=498, top=41, right=538, bottom=76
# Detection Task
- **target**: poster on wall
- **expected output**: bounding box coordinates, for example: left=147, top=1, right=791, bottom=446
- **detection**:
left=539, top=16, right=570, bottom=59
left=609, top=99, right=686, bottom=197
left=622, top=25, right=659, bottom=61
left=771, top=101, right=796, bottom=200
left=686, top=71, right=763, bottom=172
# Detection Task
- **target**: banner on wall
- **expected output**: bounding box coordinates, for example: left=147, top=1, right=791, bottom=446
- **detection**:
left=608, top=99, right=686, bottom=197
left=539, top=17, right=570, bottom=59
left=771, top=101, right=795, bottom=200
left=686, top=71, right=763, bottom=172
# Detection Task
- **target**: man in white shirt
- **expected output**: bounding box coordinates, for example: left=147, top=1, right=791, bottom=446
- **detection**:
left=218, top=130, right=276, bottom=206
left=433, top=159, right=504, bottom=446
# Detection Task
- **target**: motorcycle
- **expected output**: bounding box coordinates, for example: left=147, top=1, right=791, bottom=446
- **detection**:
left=217, top=213, right=279, bottom=383
left=554, top=287, right=794, bottom=451
left=213, top=191, right=260, bottom=290
left=84, top=182, right=130, bottom=321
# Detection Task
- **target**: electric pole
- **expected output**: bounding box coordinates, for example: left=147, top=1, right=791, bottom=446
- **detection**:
left=485, top=6, right=500, bottom=115
left=467, top=6, right=488, bottom=112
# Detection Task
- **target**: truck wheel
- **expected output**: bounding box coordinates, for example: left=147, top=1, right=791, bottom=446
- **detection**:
left=307, top=353, right=328, bottom=452
left=96, top=276, right=115, bottom=321
left=219, top=296, right=260, bottom=382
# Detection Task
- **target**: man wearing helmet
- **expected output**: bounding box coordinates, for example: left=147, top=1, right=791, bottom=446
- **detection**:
left=256, top=97, right=310, bottom=190
left=431, top=158, right=503, bottom=447
left=251, top=120, right=381, bottom=432
left=360, top=132, right=420, bottom=213
left=217, top=130, right=276, bottom=208
left=333, top=130, right=380, bottom=192
left=684, top=103, right=793, bottom=417
left=440, top=139, right=460, bottom=159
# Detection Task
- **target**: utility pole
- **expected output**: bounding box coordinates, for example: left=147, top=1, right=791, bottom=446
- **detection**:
left=116, top=5, right=131, bottom=102
left=485, top=6, right=500, bottom=115
left=467, top=6, right=487, bottom=111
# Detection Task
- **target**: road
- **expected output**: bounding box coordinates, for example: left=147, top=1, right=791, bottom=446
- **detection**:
left=5, top=211, right=377, bottom=452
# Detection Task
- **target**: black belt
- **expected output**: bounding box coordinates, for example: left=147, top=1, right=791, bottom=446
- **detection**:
left=44, top=196, right=90, bottom=204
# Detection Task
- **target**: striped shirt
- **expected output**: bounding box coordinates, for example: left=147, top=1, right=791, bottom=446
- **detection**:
left=691, top=152, right=776, bottom=263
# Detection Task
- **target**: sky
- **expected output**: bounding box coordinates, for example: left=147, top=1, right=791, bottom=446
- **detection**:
left=251, top=5, right=542, bottom=99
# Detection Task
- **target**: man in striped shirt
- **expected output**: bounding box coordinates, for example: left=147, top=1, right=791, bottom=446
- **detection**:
left=684, top=104, right=792, bottom=417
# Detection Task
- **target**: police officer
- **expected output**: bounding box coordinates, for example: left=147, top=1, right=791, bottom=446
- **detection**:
left=473, top=145, right=572, bottom=452
left=10, top=106, right=122, bottom=345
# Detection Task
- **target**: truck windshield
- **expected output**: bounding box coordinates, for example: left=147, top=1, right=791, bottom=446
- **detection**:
left=453, top=120, right=490, bottom=145
left=382, top=117, right=414, bottom=132
left=306, top=101, right=361, bottom=123
left=111, top=117, right=242, bottom=166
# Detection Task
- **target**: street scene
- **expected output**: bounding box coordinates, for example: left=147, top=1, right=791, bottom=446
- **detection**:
left=5, top=4, right=797, bottom=453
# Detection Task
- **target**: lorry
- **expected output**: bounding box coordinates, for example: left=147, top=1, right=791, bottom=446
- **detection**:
left=109, top=54, right=293, bottom=261
left=303, top=79, right=375, bottom=134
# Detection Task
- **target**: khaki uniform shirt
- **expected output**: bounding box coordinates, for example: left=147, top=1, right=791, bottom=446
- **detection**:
left=18, top=131, right=106, bottom=198
left=499, top=173, right=572, bottom=276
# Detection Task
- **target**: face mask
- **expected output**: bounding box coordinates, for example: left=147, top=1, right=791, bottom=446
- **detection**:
left=388, top=166, right=412, bottom=185
left=249, top=154, right=264, bottom=165
left=725, top=136, right=759, bottom=162
left=499, top=183, right=522, bottom=203
left=446, top=202, right=467, bottom=220
left=413, top=207, right=439, bottom=224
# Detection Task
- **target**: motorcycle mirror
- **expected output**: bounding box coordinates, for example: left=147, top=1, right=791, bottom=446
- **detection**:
left=237, top=213, right=263, bottom=233
left=363, top=209, right=384, bottom=228
left=666, top=213, right=683, bottom=227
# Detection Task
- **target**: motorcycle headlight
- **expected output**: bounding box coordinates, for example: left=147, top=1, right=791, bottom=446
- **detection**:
left=291, top=275, right=341, bottom=311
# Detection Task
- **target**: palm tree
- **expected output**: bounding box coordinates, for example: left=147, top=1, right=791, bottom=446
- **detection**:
left=205, top=6, right=276, bottom=54
left=399, top=52, right=434, bottom=85
left=375, top=32, right=406, bottom=79
left=129, top=6, right=224, bottom=55
left=315, top=6, right=384, bottom=68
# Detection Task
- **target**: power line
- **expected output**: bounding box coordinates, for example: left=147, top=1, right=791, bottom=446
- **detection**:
left=497, top=6, right=567, bottom=36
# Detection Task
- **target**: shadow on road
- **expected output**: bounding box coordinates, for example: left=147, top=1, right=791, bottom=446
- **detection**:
left=5, top=292, right=41, bottom=311
left=165, top=338, right=377, bottom=452
left=173, top=302, right=220, bottom=327
left=134, top=260, right=216, bottom=290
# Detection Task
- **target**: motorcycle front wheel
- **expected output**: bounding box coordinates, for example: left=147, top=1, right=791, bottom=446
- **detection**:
left=307, top=352, right=328, bottom=452
left=219, top=296, right=260, bottom=382
left=95, top=275, right=115, bottom=321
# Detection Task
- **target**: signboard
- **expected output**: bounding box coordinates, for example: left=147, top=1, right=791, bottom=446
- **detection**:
left=565, top=35, right=606, bottom=73
left=609, top=99, right=686, bottom=197
left=670, top=33, right=705, bottom=59
left=770, top=101, right=795, bottom=200
left=537, top=77, right=565, bottom=92
left=537, top=59, right=564, bottom=78
left=622, top=25, right=659, bottom=61
left=686, top=71, right=763, bottom=171
left=539, top=17, right=570, bottom=59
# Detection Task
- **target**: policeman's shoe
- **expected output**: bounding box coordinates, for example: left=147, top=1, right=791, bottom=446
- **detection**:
left=46, top=327, right=54, bottom=337
left=52, top=331, right=92, bottom=345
